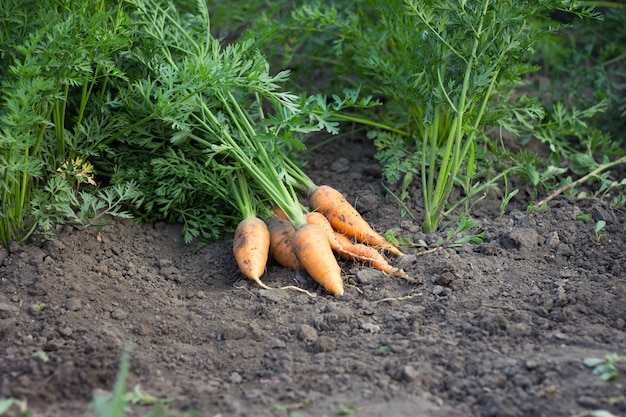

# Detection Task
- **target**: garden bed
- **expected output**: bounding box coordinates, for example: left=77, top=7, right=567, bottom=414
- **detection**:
left=1, top=135, right=625, bottom=417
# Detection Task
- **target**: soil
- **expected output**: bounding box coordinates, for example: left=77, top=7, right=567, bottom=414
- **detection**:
left=1, top=135, right=625, bottom=417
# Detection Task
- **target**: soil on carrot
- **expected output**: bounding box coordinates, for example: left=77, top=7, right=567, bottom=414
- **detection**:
left=1, top=135, right=625, bottom=417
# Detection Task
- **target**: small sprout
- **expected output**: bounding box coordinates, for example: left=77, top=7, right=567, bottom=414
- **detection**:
left=336, top=405, right=360, bottom=415
left=576, top=213, right=592, bottom=222
left=0, top=398, right=30, bottom=417
left=0, top=399, right=15, bottom=415
left=500, top=188, right=519, bottom=218
left=32, top=350, right=50, bottom=362
left=384, top=230, right=415, bottom=247
left=593, top=220, right=607, bottom=243
left=584, top=353, right=626, bottom=381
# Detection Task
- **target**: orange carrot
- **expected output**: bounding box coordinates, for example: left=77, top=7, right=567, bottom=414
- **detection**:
left=272, top=206, right=289, bottom=221
left=292, top=223, right=344, bottom=296
left=233, top=216, right=272, bottom=289
left=305, top=211, right=353, bottom=256
left=309, top=185, right=405, bottom=256
left=265, top=215, right=303, bottom=270
left=333, top=231, right=411, bottom=280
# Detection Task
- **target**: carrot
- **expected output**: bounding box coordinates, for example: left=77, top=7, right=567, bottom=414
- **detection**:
left=233, top=216, right=271, bottom=289
left=309, top=185, right=405, bottom=256
left=234, top=216, right=316, bottom=297
left=292, top=223, right=344, bottom=296
left=333, top=232, right=413, bottom=281
left=265, top=215, right=303, bottom=270
left=305, top=211, right=353, bottom=256
left=271, top=206, right=289, bottom=221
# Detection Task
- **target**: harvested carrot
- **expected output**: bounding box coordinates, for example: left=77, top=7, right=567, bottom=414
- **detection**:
left=292, top=223, right=344, bottom=296
left=233, top=216, right=271, bottom=288
left=265, top=215, right=303, bottom=270
left=271, top=206, right=289, bottom=221
left=309, top=185, right=405, bottom=256
left=305, top=211, right=353, bottom=256
left=333, top=231, right=412, bottom=281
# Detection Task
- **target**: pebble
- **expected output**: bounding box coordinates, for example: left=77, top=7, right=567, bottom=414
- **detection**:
left=393, top=365, right=418, bottom=382
left=544, top=231, right=560, bottom=248
left=501, top=228, right=539, bottom=252
left=577, top=396, right=602, bottom=409
left=28, top=304, right=43, bottom=316
left=110, top=309, right=128, bottom=320
left=297, top=324, right=318, bottom=343
left=431, top=285, right=446, bottom=296
left=395, top=254, right=417, bottom=270
left=59, top=326, right=73, bottom=337
left=312, top=336, right=336, bottom=353
left=66, top=298, right=82, bottom=311
left=229, top=372, right=243, bottom=384
left=360, top=322, right=381, bottom=333
left=267, top=337, right=286, bottom=349
left=355, top=269, right=380, bottom=285
left=219, top=325, right=247, bottom=341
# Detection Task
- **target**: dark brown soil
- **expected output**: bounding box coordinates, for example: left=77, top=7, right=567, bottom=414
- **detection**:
left=1, top=136, right=625, bottom=417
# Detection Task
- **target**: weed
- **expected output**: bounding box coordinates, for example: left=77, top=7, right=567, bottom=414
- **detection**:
left=32, top=350, right=49, bottom=362
left=0, top=398, right=32, bottom=417
left=593, top=220, right=607, bottom=244
left=92, top=344, right=199, bottom=417
left=584, top=353, right=626, bottom=381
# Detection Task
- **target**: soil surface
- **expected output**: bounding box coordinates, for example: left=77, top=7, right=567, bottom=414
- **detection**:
left=1, top=136, right=625, bottom=417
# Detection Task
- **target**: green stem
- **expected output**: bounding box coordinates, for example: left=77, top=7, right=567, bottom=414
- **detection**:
left=314, top=110, right=409, bottom=137
left=283, top=157, right=317, bottom=195
left=53, top=84, right=69, bottom=158
left=230, top=172, right=256, bottom=220
left=191, top=101, right=306, bottom=227
left=77, top=64, right=100, bottom=126
left=422, top=0, right=490, bottom=232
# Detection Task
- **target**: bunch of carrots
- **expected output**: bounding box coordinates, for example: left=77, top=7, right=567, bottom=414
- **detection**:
left=124, top=0, right=409, bottom=297
left=231, top=157, right=409, bottom=297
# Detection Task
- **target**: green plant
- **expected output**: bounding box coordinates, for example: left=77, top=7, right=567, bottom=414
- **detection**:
left=534, top=155, right=626, bottom=208
left=385, top=216, right=484, bottom=251
left=30, top=177, right=141, bottom=240
left=592, top=220, right=607, bottom=243
left=92, top=344, right=200, bottom=417
left=32, top=350, right=49, bottom=362
left=538, top=3, right=626, bottom=141
left=0, top=398, right=32, bottom=417
left=105, top=0, right=375, bottom=248
left=0, top=0, right=133, bottom=247
left=584, top=353, right=626, bottom=381
left=248, top=0, right=600, bottom=232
